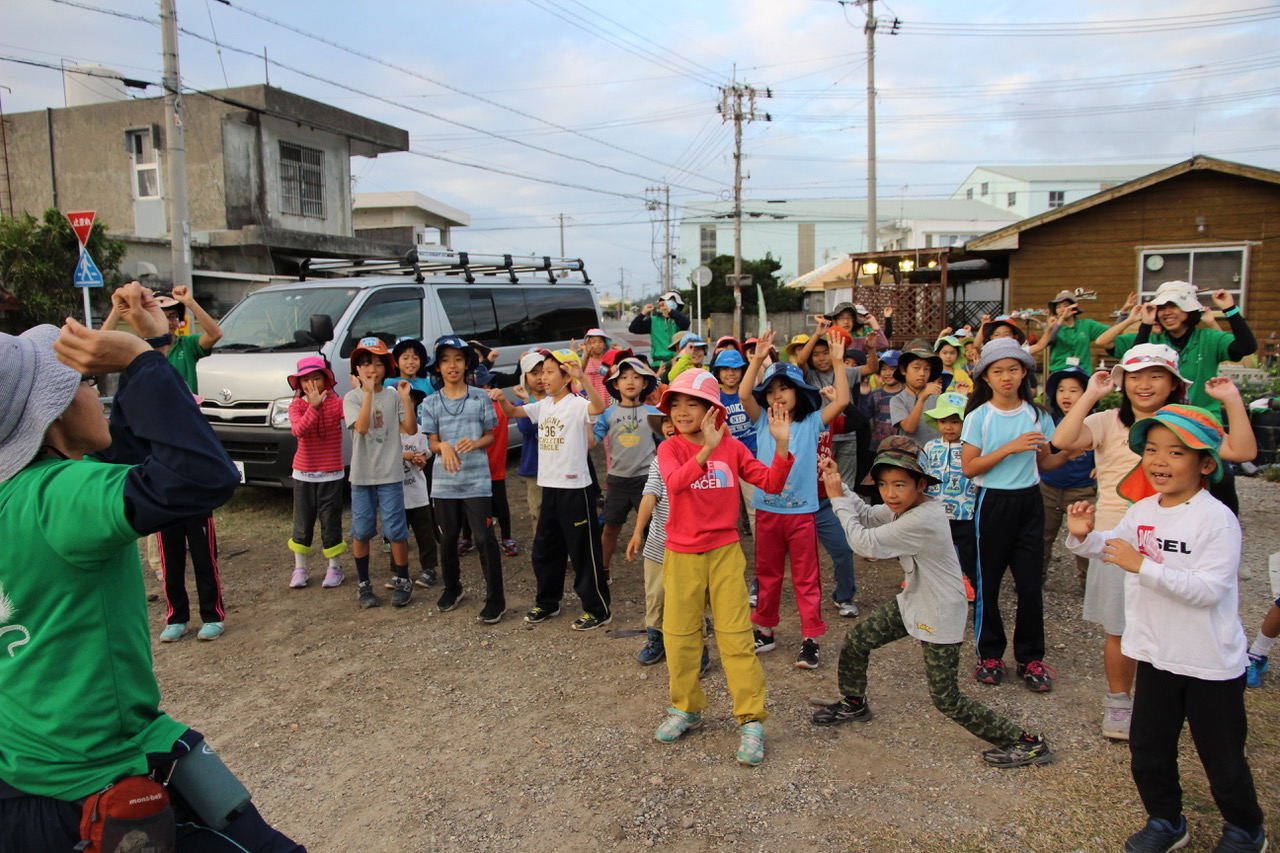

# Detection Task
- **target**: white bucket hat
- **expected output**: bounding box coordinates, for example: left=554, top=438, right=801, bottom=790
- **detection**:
left=1148, top=280, right=1202, bottom=313
left=1110, top=343, right=1191, bottom=386
left=0, top=325, right=82, bottom=482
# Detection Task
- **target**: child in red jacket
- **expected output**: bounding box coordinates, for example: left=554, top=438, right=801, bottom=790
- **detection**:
left=652, top=368, right=794, bottom=767
left=287, top=355, right=347, bottom=589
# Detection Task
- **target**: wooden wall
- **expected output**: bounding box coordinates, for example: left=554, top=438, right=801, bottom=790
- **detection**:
left=1007, top=170, right=1280, bottom=343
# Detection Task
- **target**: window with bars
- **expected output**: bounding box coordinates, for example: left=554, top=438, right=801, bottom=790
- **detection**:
left=1139, top=246, right=1248, bottom=312
left=127, top=129, right=160, bottom=199
left=280, top=142, right=325, bottom=218
left=699, top=226, right=717, bottom=264
left=1007, top=191, right=1017, bottom=207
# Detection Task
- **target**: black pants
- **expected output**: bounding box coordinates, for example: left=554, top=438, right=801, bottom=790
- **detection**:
left=974, top=486, right=1044, bottom=664
left=435, top=497, right=504, bottom=610
left=531, top=487, right=610, bottom=617
left=462, top=479, right=512, bottom=541
left=290, top=479, right=344, bottom=553
left=1131, top=661, right=1263, bottom=831
left=404, top=503, right=438, bottom=573
left=949, top=518, right=977, bottom=590
left=158, top=515, right=224, bottom=626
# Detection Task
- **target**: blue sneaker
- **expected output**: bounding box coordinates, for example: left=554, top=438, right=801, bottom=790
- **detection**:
left=159, top=623, right=186, bottom=643
left=1124, top=816, right=1188, bottom=853
left=637, top=629, right=665, bottom=666
left=197, top=622, right=224, bottom=641
left=1213, top=823, right=1267, bottom=853
left=1245, top=652, right=1268, bottom=689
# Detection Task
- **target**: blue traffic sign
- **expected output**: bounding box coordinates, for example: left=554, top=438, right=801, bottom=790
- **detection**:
left=74, top=248, right=104, bottom=288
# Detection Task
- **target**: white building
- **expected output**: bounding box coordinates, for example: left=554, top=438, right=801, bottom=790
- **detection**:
left=951, top=164, right=1168, bottom=219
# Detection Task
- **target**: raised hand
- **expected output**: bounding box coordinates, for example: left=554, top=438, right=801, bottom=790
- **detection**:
left=1211, top=289, right=1235, bottom=311
left=1065, top=501, right=1095, bottom=537
left=766, top=401, right=792, bottom=445
left=818, top=455, right=843, bottom=497
left=700, top=406, right=724, bottom=450
left=170, top=284, right=194, bottom=305
left=54, top=317, right=149, bottom=374
left=1204, top=376, right=1241, bottom=404
left=1087, top=369, right=1115, bottom=398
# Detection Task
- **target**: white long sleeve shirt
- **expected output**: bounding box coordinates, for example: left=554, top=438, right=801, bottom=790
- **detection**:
left=829, top=489, right=967, bottom=644
left=1066, top=490, right=1246, bottom=680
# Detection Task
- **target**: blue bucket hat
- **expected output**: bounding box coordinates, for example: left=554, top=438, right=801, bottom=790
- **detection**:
left=751, top=362, right=822, bottom=412
left=710, top=349, right=747, bottom=373
left=878, top=349, right=901, bottom=368
left=430, top=335, right=479, bottom=372
left=470, top=364, right=495, bottom=387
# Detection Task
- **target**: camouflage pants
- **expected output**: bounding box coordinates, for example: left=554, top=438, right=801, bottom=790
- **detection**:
left=836, top=598, right=1023, bottom=747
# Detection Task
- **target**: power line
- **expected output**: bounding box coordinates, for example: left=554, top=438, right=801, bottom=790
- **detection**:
left=901, top=7, right=1280, bottom=37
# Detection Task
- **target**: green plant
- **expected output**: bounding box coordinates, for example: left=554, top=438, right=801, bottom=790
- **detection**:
left=0, top=208, right=126, bottom=328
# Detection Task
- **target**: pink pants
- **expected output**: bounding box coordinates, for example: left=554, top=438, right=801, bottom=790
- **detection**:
left=752, top=510, right=826, bottom=639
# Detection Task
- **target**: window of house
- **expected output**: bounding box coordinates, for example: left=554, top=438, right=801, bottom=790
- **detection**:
left=280, top=142, right=325, bottom=219
left=699, top=226, right=717, bottom=264
left=965, top=188, right=973, bottom=200
left=127, top=129, right=160, bottom=199
left=1007, top=192, right=1017, bottom=207
left=1139, top=246, right=1248, bottom=312
left=1048, top=190, right=1066, bottom=209
left=930, top=234, right=978, bottom=249
left=980, top=182, right=989, bottom=196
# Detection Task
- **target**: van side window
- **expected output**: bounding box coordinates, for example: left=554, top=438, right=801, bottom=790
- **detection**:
left=438, top=286, right=595, bottom=347
left=339, top=287, right=424, bottom=357
left=436, top=288, right=499, bottom=345
left=525, top=287, right=596, bottom=341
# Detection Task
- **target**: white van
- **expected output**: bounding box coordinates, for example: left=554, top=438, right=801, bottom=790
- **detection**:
left=197, top=249, right=601, bottom=487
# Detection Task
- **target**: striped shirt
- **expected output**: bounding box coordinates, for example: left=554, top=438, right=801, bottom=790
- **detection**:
left=290, top=392, right=345, bottom=474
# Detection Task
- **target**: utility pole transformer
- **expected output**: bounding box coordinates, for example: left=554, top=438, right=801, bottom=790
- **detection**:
left=718, top=82, right=770, bottom=340
left=161, top=0, right=192, bottom=291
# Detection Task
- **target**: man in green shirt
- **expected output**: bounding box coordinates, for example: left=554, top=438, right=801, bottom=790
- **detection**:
left=1042, top=290, right=1113, bottom=373
left=155, top=285, right=223, bottom=393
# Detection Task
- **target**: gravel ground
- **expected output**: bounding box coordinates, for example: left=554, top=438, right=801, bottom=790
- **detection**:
left=151, top=470, right=1280, bottom=853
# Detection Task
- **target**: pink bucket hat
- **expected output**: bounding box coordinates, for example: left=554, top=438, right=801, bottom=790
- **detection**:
left=658, top=368, right=727, bottom=428
left=288, top=355, right=336, bottom=392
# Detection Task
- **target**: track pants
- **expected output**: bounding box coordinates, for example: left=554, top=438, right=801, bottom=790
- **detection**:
left=974, top=485, right=1044, bottom=664
left=837, top=598, right=1022, bottom=747
left=664, top=544, right=767, bottom=725
left=289, top=478, right=345, bottom=557
left=1131, top=662, right=1264, bottom=831
left=158, top=514, right=224, bottom=626
left=435, top=497, right=504, bottom=611
left=530, top=486, right=610, bottom=617
left=753, top=510, right=826, bottom=639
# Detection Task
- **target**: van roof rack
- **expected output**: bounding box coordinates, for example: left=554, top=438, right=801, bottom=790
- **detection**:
left=297, top=249, right=591, bottom=285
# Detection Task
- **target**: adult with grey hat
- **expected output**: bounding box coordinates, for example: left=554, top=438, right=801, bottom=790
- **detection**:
left=1040, top=290, right=1113, bottom=374
left=0, top=310, right=304, bottom=851
left=629, top=290, right=690, bottom=364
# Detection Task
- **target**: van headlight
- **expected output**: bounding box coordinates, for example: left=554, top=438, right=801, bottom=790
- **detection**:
left=270, top=397, right=293, bottom=429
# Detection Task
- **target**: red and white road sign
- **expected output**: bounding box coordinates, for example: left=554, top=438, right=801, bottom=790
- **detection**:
left=66, top=210, right=96, bottom=248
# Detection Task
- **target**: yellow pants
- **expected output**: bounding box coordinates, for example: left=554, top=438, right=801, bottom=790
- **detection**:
left=643, top=557, right=665, bottom=630
left=663, top=544, right=768, bottom=725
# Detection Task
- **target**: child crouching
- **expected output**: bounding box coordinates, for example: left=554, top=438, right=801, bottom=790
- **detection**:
left=653, top=369, right=795, bottom=766
left=812, top=438, right=1053, bottom=768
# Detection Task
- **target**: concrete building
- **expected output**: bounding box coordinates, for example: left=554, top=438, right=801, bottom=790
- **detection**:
left=951, top=164, right=1167, bottom=219
left=2, top=80, right=414, bottom=315
left=352, top=191, right=470, bottom=248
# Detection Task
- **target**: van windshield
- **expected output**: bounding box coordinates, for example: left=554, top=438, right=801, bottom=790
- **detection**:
left=214, top=287, right=359, bottom=351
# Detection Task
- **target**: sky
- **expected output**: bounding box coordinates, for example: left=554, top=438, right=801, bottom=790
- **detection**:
left=5, top=0, right=1280, bottom=305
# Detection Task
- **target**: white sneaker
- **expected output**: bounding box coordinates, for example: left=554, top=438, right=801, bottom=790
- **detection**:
left=837, top=601, right=859, bottom=618
left=1102, top=693, right=1133, bottom=741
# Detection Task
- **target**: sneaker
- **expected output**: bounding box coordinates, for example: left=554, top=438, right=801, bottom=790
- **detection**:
left=753, top=629, right=776, bottom=653
left=197, top=622, right=224, bottom=641
left=1123, top=816, right=1189, bottom=853
left=414, top=569, right=438, bottom=589
left=1103, top=693, right=1134, bottom=741
left=981, top=734, right=1054, bottom=768
left=500, top=539, right=519, bottom=557
left=812, top=697, right=873, bottom=726
left=572, top=612, right=612, bottom=631
left=384, top=577, right=398, bottom=589
left=322, top=567, right=345, bottom=588
left=357, top=581, right=380, bottom=609
left=1246, top=652, right=1269, bottom=689
left=390, top=577, right=413, bottom=607
left=524, top=606, right=560, bottom=624
left=736, top=721, right=765, bottom=767
left=456, top=538, right=475, bottom=556
left=1212, top=822, right=1267, bottom=853
left=637, top=629, right=666, bottom=666
left=159, top=623, right=186, bottom=643
left=795, top=638, right=820, bottom=669
left=477, top=604, right=504, bottom=624
left=437, top=589, right=465, bottom=612
left=1017, top=660, right=1057, bottom=693
left=748, top=578, right=759, bottom=608
left=837, top=600, right=859, bottom=618
left=654, top=708, right=703, bottom=743
left=289, top=568, right=308, bottom=589
left=975, top=658, right=1005, bottom=685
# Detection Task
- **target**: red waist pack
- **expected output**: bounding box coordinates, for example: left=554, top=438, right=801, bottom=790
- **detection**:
left=76, top=775, right=175, bottom=853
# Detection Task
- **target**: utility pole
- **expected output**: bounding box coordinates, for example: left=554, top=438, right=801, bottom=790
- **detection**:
left=556, top=213, right=571, bottom=257
left=718, top=81, right=771, bottom=339
left=617, top=268, right=627, bottom=320
left=161, top=0, right=192, bottom=291
left=848, top=1, right=897, bottom=254
left=645, top=185, right=674, bottom=293
left=662, top=184, right=672, bottom=294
